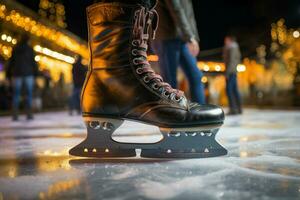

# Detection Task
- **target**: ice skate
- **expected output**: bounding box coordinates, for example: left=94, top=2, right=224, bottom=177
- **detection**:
left=69, top=1, right=227, bottom=158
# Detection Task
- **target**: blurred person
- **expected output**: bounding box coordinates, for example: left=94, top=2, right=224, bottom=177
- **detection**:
left=223, top=35, right=242, bottom=115
left=69, top=55, right=87, bottom=115
left=6, top=35, right=38, bottom=121
left=152, top=0, right=205, bottom=104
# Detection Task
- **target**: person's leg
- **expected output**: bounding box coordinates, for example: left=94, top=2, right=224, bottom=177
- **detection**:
left=179, top=42, right=205, bottom=104
left=226, top=75, right=234, bottom=113
left=226, top=74, right=238, bottom=114
left=24, top=76, right=34, bottom=119
left=232, top=74, right=242, bottom=113
left=163, top=39, right=181, bottom=88
left=12, top=77, right=22, bottom=120
left=151, top=41, right=171, bottom=83
left=153, top=39, right=181, bottom=88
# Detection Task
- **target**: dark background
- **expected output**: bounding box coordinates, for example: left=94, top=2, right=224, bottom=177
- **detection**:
left=15, top=0, right=300, bottom=53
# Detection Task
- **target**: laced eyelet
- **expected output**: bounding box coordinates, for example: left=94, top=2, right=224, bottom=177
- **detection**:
left=131, top=49, right=138, bottom=56
left=143, top=76, right=150, bottom=83
left=131, top=40, right=139, bottom=46
left=163, top=91, right=170, bottom=97
left=133, top=58, right=139, bottom=65
left=174, top=96, right=181, bottom=102
left=136, top=68, right=143, bottom=74
left=152, top=83, right=159, bottom=90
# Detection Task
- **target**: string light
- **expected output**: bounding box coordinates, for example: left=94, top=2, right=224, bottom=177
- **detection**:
left=1, top=33, right=17, bottom=45
left=237, top=64, right=246, bottom=72
left=203, top=64, right=210, bottom=71
left=201, top=76, right=208, bottom=83
left=34, top=45, right=75, bottom=64
left=35, top=55, right=73, bottom=83
left=293, top=30, right=300, bottom=38
left=215, top=65, right=221, bottom=71
left=0, top=43, right=12, bottom=59
left=0, top=3, right=88, bottom=58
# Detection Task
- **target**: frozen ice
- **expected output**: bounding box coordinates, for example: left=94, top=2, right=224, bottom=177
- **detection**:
left=0, top=109, right=300, bottom=200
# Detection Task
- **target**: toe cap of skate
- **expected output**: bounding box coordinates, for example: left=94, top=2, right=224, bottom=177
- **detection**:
left=187, top=104, right=224, bottom=124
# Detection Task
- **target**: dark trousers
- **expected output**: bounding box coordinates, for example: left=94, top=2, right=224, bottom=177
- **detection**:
left=226, top=74, right=242, bottom=112
left=152, top=39, right=206, bottom=104
left=12, top=76, right=34, bottom=114
left=70, top=87, right=82, bottom=114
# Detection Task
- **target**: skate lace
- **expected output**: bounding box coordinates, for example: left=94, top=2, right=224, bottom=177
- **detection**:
left=131, top=6, right=184, bottom=101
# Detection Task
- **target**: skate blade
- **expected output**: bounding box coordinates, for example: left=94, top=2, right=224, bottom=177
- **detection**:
left=69, top=147, right=136, bottom=158
left=140, top=146, right=228, bottom=159
left=69, top=117, right=227, bottom=159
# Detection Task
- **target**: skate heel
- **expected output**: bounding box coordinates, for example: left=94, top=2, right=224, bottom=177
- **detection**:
left=141, top=127, right=227, bottom=158
left=69, top=118, right=136, bottom=158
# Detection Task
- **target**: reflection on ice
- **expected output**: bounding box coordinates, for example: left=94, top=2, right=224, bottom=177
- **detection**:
left=0, top=109, right=300, bottom=199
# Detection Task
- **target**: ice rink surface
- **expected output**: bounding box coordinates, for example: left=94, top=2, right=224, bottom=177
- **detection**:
left=0, top=109, right=300, bottom=200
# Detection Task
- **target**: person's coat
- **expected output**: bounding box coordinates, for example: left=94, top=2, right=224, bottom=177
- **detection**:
left=223, top=41, right=241, bottom=76
left=155, top=0, right=199, bottom=42
left=6, top=41, right=38, bottom=78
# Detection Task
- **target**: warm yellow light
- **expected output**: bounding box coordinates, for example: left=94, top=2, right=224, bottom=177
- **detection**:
left=215, top=65, right=221, bottom=71
left=6, top=36, right=12, bottom=42
left=237, top=64, right=246, bottom=72
left=34, top=45, right=42, bottom=52
left=3, top=48, right=9, bottom=55
left=34, top=45, right=75, bottom=64
left=148, top=54, right=159, bottom=62
left=201, top=76, right=208, bottom=83
left=293, top=30, right=300, bottom=38
left=92, top=148, right=97, bottom=153
left=34, top=55, right=41, bottom=61
left=1, top=34, right=6, bottom=41
left=12, top=39, right=17, bottom=44
left=84, top=148, right=88, bottom=153
left=0, top=5, right=6, bottom=11
left=203, top=64, right=210, bottom=71
left=240, top=151, right=248, bottom=158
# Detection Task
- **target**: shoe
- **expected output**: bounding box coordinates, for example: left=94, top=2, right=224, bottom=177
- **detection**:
left=12, top=109, right=18, bottom=121
left=27, top=114, right=34, bottom=120
left=69, top=1, right=227, bottom=158
left=238, top=108, right=243, bottom=114
left=12, top=115, right=18, bottom=121
left=226, top=110, right=238, bottom=115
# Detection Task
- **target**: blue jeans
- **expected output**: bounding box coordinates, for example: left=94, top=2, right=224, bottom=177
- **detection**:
left=12, top=76, right=34, bottom=111
left=226, top=74, right=242, bottom=112
left=152, top=39, right=205, bottom=104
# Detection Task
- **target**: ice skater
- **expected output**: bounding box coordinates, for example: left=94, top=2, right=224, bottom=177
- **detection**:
left=6, top=35, right=38, bottom=121
left=152, top=0, right=205, bottom=104
left=69, top=0, right=227, bottom=158
left=223, top=35, right=242, bottom=115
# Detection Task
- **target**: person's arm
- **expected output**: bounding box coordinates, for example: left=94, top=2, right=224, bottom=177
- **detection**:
left=31, top=49, right=39, bottom=77
left=165, top=0, right=200, bottom=56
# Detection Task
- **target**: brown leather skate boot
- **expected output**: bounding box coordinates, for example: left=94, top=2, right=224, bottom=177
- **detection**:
left=69, top=1, right=227, bottom=158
